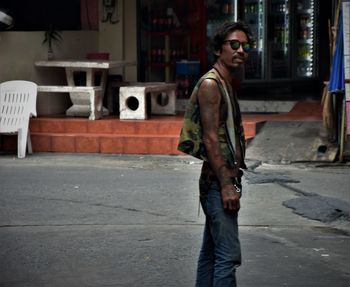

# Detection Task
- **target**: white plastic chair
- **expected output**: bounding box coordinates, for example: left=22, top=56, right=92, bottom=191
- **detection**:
left=0, top=80, right=37, bottom=158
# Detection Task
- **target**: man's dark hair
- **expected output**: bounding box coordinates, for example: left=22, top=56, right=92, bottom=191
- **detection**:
left=211, top=21, right=254, bottom=60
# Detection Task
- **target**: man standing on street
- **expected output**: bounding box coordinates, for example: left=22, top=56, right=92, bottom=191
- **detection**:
left=178, top=21, right=253, bottom=286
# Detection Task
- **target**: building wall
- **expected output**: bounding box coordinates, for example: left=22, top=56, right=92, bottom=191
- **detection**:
left=98, top=0, right=137, bottom=80
left=99, top=0, right=124, bottom=75
left=123, top=0, right=138, bottom=82
left=0, top=0, right=137, bottom=115
left=0, top=31, right=99, bottom=115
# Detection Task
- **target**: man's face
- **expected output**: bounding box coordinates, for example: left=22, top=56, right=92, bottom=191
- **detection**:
left=215, top=30, right=249, bottom=69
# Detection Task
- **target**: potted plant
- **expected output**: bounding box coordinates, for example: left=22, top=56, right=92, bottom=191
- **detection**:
left=42, top=24, right=62, bottom=60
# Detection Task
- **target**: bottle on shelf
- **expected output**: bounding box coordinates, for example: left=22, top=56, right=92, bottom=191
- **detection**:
left=149, top=7, right=177, bottom=33
left=299, top=27, right=309, bottom=40
left=228, top=3, right=234, bottom=15
left=222, top=3, right=229, bottom=15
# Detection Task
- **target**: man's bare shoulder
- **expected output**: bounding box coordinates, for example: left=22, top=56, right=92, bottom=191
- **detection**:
left=198, top=78, right=220, bottom=95
left=199, top=78, right=219, bottom=89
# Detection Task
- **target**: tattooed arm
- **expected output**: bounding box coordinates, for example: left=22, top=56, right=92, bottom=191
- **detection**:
left=198, top=79, right=240, bottom=213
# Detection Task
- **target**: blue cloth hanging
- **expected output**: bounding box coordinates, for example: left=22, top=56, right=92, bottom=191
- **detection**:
left=328, top=11, right=345, bottom=93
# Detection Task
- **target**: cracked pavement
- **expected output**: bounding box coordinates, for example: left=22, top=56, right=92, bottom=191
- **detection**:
left=0, top=153, right=349, bottom=286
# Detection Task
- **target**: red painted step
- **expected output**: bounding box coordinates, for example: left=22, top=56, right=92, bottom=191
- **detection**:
left=0, top=101, right=322, bottom=156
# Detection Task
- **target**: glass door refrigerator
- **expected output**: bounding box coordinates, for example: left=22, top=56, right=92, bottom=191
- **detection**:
left=242, top=0, right=265, bottom=80
left=293, top=0, right=317, bottom=79
left=240, top=0, right=318, bottom=82
left=268, top=0, right=291, bottom=79
left=205, top=0, right=238, bottom=68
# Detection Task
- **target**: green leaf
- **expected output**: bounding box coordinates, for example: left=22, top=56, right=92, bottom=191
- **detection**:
left=42, top=25, right=63, bottom=48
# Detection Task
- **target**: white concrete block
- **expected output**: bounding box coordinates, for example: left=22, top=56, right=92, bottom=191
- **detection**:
left=150, top=89, right=176, bottom=115
left=119, top=83, right=176, bottom=120
left=119, top=86, right=147, bottom=120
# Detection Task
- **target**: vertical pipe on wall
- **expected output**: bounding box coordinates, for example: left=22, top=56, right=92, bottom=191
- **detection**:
left=234, top=0, right=238, bottom=21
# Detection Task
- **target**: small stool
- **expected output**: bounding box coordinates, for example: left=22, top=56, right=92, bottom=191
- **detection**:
left=119, top=82, right=176, bottom=120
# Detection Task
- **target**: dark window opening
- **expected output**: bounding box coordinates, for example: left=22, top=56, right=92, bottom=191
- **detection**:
left=0, top=0, right=81, bottom=31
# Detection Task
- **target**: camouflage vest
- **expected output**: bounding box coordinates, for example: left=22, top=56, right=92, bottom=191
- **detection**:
left=177, top=68, right=246, bottom=168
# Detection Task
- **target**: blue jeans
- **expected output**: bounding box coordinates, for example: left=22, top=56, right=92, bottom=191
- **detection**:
left=196, top=180, right=241, bottom=287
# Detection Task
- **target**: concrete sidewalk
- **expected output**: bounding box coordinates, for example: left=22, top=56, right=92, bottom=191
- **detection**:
left=0, top=153, right=349, bottom=286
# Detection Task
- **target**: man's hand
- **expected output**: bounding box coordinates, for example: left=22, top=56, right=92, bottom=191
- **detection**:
left=221, top=184, right=240, bottom=213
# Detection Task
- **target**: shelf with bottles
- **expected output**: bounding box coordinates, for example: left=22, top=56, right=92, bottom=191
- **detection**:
left=207, top=0, right=235, bottom=19
left=271, top=2, right=289, bottom=14
left=297, top=13, right=313, bottom=25
left=297, top=27, right=314, bottom=41
left=146, top=28, right=189, bottom=37
left=207, top=0, right=236, bottom=20
left=296, top=43, right=314, bottom=61
left=272, top=26, right=289, bottom=50
left=146, top=5, right=182, bottom=34
left=296, top=9, right=314, bottom=15
left=296, top=14, right=314, bottom=42
left=296, top=0, right=315, bottom=14
left=207, top=15, right=235, bottom=29
left=146, top=26, right=192, bottom=83
left=244, top=2, right=263, bottom=15
left=145, top=4, right=201, bottom=53
left=148, top=46, right=187, bottom=67
left=296, top=62, right=314, bottom=77
left=296, top=38, right=313, bottom=44
left=296, top=57, right=313, bottom=63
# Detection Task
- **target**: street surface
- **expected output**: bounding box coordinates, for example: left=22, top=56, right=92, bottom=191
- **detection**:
left=0, top=153, right=349, bottom=286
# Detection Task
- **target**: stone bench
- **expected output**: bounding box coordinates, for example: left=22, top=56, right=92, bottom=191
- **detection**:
left=37, top=85, right=104, bottom=120
left=119, top=82, right=177, bottom=120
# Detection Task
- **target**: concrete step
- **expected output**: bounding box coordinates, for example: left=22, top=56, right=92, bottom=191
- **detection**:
left=1, top=101, right=322, bottom=156
left=2, top=116, right=257, bottom=155
left=29, top=116, right=184, bottom=136
left=29, top=132, right=181, bottom=155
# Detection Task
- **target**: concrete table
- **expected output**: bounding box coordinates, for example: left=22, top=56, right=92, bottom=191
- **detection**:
left=35, top=60, right=136, bottom=119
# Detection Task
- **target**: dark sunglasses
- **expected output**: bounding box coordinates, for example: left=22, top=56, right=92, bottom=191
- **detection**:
left=223, top=39, right=252, bottom=52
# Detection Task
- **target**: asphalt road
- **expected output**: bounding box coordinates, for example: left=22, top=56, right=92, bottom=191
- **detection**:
left=0, top=153, right=349, bottom=287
